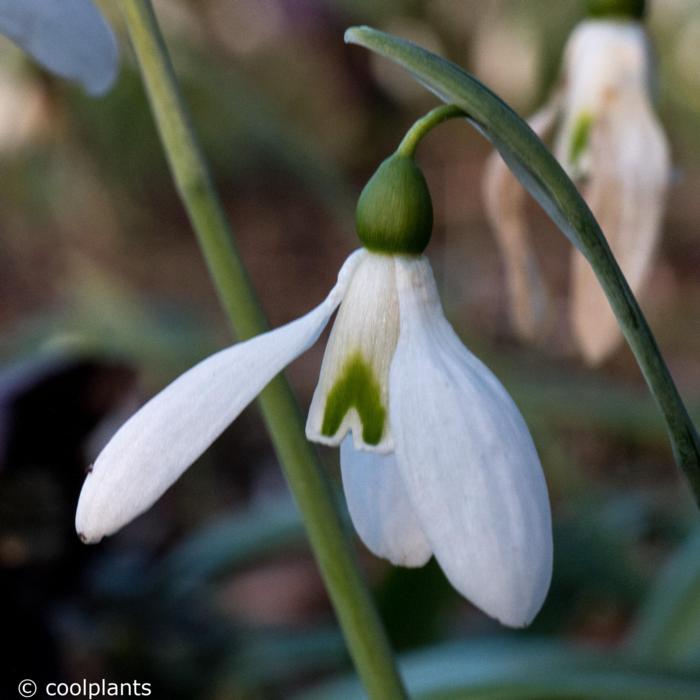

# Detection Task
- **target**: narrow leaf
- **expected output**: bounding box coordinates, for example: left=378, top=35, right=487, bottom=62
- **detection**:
left=629, top=527, right=700, bottom=664
left=297, top=639, right=700, bottom=700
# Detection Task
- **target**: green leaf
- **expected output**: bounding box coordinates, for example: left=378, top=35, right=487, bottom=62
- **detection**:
left=224, top=627, right=347, bottom=691
left=297, top=639, right=700, bottom=700
left=150, top=497, right=305, bottom=599
left=629, top=527, right=700, bottom=664
left=344, top=26, right=700, bottom=506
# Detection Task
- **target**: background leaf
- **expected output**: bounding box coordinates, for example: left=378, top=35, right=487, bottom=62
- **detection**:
left=629, top=526, right=700, bottom=665
left=298, top=639, right=700, bottom=700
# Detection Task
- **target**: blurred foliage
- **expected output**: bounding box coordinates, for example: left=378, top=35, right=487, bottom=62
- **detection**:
left=1, top=0, right=700, bottom=698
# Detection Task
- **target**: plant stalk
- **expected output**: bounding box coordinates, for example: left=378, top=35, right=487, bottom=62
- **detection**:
left=397, top=104, right=466, bottom=157
left=119, top=3, right=408, bottom=697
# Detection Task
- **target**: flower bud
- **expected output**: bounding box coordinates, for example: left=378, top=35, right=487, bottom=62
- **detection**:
left=585, top=0, right=645, bottom=19
left=356, top=153, right=433, bottom=255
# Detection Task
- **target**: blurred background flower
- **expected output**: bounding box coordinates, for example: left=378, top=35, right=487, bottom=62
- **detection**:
left=0, top=0, right=118, bottom=96
left=483, top=2, right=671, bottom=365
left=1, top=0, right=699, bottom=698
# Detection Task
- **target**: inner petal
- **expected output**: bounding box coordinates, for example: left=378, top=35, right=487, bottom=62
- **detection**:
left=306, top=252, right=399, bottom=452
left=340, top=436, right=431, bottom=567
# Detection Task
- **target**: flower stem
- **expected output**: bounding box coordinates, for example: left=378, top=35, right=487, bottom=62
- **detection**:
left=397, top=104, right=466, bottom=157
left=118, top=3, right=408, bottom=698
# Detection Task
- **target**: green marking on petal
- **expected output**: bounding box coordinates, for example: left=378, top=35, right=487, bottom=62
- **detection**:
left=321, top=353, right=386, bottom=445
left=569, top=112, right=594, bottom=167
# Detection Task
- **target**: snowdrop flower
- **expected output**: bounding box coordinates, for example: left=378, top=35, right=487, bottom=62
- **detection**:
left=0, top=0, right=118, bottom=95
left=484, top=0, right=670, bottom=364
left=76, top=152, right=552, bottom=628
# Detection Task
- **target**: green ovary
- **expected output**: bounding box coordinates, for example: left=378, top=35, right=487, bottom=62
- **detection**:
left=569, top=112, right=594, bottom=167
left=321, top=353, right=386, bottom=445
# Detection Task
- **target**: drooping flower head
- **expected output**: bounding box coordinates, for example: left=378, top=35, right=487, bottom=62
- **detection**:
left=0, top=0, right=118, bottom=95
left=77, top=145, right=552, bottom=627
left=484, top=0, right=669, bottom=364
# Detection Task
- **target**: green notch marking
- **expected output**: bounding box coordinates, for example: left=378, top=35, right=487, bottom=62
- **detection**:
left=569, top=112, right=594, bottom=167
left=321, top=353, right=386, bottom=445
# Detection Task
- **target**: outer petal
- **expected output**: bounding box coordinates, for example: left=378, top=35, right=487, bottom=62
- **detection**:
left=340, top=437, right=431, bottom=567
left=554, top=20, right=651, bottom=176
left=570, top=94, right=670, bottom=364
left=306, top=253, right=399, bottom=452
left=483, top=103, right=559, bottom=342
left=76, top=251, right=364, bottom=543
left=389, top=256, right=552, bottom=627
left=0, top=0, right=119, bottom=95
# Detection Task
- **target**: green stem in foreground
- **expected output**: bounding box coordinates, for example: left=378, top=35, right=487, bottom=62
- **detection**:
left=397, top=104, right=466, bottom=157
left=119, top=3, right=408, bottom=698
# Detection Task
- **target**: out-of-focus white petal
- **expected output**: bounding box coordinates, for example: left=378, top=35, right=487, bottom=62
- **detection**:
left=389, top=256, right=552, bottom=627
left=551, top=20, right=671, bottom=364
left=306, top=253, right=399, bottom=452
left=340, top=436, right=432, bottom=567
left=0, top=0, right=119, bottom=95
left=570, top=94, right=669, bottom=364
left=483, top=103, right=559, bottom=342
left=76, top=251, right=364, bottom=544
left=548, top=18, right=670, bottom=363
left=555, top=19, right=650, bottom=176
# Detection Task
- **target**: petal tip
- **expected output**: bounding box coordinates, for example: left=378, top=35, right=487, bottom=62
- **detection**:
left=496, top=610, right=535, bottom=629
left=491, top=547, right=553, bottom=628
left=75, top=470, right=114, bottom=544
left=476, top=569, right=552, bottom=629
left=77, top=530, right=101, bottom=545
left=75, top=498, right=106, bottom=545
left=386, top=548, right=432, bottom=569
left=75, top=494, right=101, bottom=545
left=343, top=26, right=367, bottom=45
left=81, top=28, right=119, bottom=96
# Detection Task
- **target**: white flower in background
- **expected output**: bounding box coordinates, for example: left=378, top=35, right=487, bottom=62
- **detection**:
left=484, top=3, right=670, bottom=364
left=0, top=0, right=118, bottom=95
left=76, top=154, right=553, bottom=628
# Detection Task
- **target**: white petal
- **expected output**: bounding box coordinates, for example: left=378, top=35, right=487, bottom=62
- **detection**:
left=540, top=19, right=670, bottom=363
left=340, top=436, right=431, bottom=567
left=571, top=92, right=670, bottom=365
left=0, top=0, right=119, bottom=95
left=482, top=102, right=559, bottom=342
left=306, top=252, right=399, bottom=452
left=76, top=251, right=364, bottom=543
left=555, top=19, right=651, bottom=175
left=389, top=256, right=552, bottom=627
